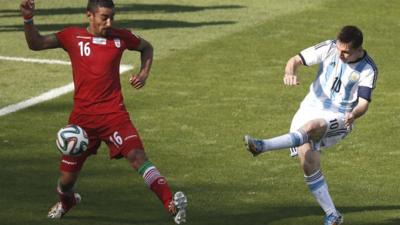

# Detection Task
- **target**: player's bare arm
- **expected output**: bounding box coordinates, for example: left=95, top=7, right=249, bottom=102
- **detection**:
left=20, top=0, right=60, bottom=50
left=283, top=55, right=303, bottom=86
left=129, top=37, right=153, bottom=89
left=344, top=97, right=369, bottom=128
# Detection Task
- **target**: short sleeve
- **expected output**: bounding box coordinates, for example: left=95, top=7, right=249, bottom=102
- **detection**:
left=359, top=66, right=378, bottom=89
left=120, top=29, right=141, bottom=50
left=55, top=28, right=72, bottom=50
left=299, top=40, right=335, bottom=66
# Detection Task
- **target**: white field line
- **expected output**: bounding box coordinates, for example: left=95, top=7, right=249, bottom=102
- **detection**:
left=0, top=56, right=71, bottom=65
left=0, top=56, right=133, bottom=117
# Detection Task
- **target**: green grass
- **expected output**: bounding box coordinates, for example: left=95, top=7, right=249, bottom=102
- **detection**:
left=1, top=0, right=400, bottom=225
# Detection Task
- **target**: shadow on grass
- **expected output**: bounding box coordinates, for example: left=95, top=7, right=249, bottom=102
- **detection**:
left=1, top=151, right=399, bottom=225
left=21, top=203, right=400, bottom=225
left=383, top=218, right=400, bottom=225
left=0, top=19, right=236, bottom=33
left=1, top=3, right=244, bottom=17
left=1, top=3, right=241, bottom=33
left=185, top=205, right=400, bottom=225
left=66, top=215, right=163, bottom=224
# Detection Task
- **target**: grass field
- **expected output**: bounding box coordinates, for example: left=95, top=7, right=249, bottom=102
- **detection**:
left=1, top=0, right=400, bottom=225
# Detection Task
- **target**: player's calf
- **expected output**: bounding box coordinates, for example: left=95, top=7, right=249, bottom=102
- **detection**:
left=137, top=161, right=188, bottom=223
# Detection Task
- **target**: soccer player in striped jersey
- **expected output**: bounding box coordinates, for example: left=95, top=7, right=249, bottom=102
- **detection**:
left=20, top=0, right=187, bottom=223
left=244, top=25, right=377, bottom=225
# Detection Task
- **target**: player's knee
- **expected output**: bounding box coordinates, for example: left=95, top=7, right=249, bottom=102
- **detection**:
left=297, top=145, right=311, bottom=160
left=301, top=119, right=327, bottom=141
left=126, top=149, right=148, bottom=170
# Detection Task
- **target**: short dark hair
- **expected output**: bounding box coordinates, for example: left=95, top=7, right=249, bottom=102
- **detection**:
left=87, top=0, right=114, bottom=12
left=337, top=25, right=363, bottom=49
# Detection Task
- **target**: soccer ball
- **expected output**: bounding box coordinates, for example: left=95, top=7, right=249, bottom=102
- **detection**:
left=56, top=124, right=89, bottom=156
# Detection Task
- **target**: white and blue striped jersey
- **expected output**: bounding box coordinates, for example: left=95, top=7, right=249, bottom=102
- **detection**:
left=299, top=40, right=378, bottom=113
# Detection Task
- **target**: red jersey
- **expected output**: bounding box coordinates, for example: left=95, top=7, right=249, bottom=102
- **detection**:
left=56, top=27, right=140, bottom=114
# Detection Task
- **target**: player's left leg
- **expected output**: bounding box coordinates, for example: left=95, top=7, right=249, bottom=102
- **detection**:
left=298, top=144, right=343, bottom=225
left=104, top=112, right=187, bottom=224
left=244, top=119, right=326, bottom=156
left=126, top=149, right=173, bottom=210
left=244, top=129, right=308, bottom=156
left=126, top=149, right=188, bottom=224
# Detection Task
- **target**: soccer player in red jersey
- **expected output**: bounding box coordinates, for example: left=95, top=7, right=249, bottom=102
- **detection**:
left=20, top=0, right=187, bottom=223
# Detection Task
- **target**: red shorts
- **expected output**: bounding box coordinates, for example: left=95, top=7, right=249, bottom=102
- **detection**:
left=60, top=111, right=144, bottom=172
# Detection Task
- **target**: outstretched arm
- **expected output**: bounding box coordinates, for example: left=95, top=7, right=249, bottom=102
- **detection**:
left=20, top=0, right=60, bottom=50
left=129, top=37, right=153, bottom=89
left=283, top=55, right=303, bottom=86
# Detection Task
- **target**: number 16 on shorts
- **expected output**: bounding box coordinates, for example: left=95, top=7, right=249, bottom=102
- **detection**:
left=109, top=131, right=123, bottom=148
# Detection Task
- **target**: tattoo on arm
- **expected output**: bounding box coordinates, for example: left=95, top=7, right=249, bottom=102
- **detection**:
left=42, top=34, right=60, bottom=49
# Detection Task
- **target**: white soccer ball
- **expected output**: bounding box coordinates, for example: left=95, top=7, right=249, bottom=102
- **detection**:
left=56, top=124, right=89, bottom=156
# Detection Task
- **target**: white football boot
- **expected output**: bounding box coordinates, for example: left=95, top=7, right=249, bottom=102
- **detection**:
left=47, top=193, right=81, bottom=219
left=170, top=191, right=188, bottom=224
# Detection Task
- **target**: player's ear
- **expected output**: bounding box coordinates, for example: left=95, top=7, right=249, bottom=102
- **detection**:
left=86, top=11, right=93, bottom=19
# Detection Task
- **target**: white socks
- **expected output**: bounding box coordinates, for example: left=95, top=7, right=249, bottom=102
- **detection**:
left=260, top=129, right=308, bottom=152
left=305, top=170, right=337, bottom=215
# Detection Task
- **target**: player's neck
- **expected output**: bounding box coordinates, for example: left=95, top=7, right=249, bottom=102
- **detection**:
left=348, top=49, right=365, bottom=64
left=86, top=26, right=107, bottom=37
left=87, top=27, right=95, bottom=36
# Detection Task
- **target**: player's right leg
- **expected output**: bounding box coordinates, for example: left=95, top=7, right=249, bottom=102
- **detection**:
left=48, top=171, right=81, bottom=219
left=298, top=144, right=342, bottom=225
left=48, top=138, right=97, bottom=219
